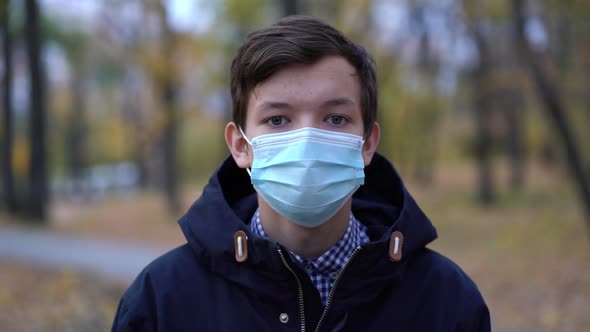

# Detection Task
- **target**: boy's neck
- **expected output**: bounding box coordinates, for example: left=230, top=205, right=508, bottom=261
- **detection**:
left=258, top=198, right=351, bottom=260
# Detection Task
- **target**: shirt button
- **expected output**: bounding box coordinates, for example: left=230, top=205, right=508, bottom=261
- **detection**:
left=305, top=264, right=314, bottom=273
left=279, top=313, right=289, bottom=323
left=329, top=272, right=338, bottom=279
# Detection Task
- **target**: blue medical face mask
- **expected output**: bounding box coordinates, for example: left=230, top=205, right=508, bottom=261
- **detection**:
left=240, top=127, right=365, bottom=228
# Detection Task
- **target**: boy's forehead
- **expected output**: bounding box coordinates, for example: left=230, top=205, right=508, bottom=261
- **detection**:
left=253, top=56, right=357, bottom=91
left=247, top=56, right=360, bottom=108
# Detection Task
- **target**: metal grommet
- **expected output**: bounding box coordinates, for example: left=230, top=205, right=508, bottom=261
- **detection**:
left=279, top=313, right=289, bottom=323
left=234, top=231, right=248, bottom=262
left=389, top=231, right=404, bottom=262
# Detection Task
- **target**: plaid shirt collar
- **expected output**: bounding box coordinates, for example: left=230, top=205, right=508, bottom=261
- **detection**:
left=250, top=209, right=370, bottom=304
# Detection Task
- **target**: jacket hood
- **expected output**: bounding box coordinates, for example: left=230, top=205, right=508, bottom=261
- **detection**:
left=178, top=152, right=437, bottom=302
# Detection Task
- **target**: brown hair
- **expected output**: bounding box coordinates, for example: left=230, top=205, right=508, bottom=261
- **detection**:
left=230, top=15, right=377, bottom=137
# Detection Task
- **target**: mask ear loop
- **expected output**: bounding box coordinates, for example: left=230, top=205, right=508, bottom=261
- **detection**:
left=239, top=127, right=253, bottom=176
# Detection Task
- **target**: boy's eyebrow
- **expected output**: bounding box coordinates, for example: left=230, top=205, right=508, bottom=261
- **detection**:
left=256, top=98, right=356, bottom=112
left=256, top=101, right=293, bottom=112
left=321, top=97, right=356, bottom=107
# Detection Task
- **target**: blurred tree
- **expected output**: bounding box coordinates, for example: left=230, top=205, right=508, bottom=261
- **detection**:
left=120, top=68, right=150, bottom=189
left=466, top=4, right=496, bottom=204
left=463, top=0, right=530, bottom=195
left=25, top=0, right=47, bottom=220
left=548, top=0, right=590, bottom=167
left=153, top=0, right=180, bottom=214
left=513, top=0, right=590, bottom=225
left=281, top=0, right=300, bottom=16
left=96, top=1, right=151, bottom=188
left=0, top=0, right=15, bottom=212
left=499, top=89, right=525, bottom=189
left=407, top=1, right=442, bottom=185
left=53, top=27, right=89, bottom=195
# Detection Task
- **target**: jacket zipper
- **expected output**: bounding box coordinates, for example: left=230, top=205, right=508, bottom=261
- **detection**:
left=313, top=246, right=363, bottom=332
left=278, top=248, right=306, bottom=332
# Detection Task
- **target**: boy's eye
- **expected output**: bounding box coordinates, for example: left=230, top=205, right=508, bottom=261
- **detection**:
left=266, top=116, right=289, bottom=127
left=327, top=115, right=347, bottom=126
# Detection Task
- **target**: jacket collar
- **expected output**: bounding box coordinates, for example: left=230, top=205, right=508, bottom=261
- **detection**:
left=178, top=153, right=437, bottom=301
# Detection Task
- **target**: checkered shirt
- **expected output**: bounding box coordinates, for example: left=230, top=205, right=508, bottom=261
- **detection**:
left=250, top=209, right=370, bottom=305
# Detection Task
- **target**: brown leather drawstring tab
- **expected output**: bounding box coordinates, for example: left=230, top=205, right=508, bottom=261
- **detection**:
left=234, top=231, right=248, bottom=262
left=389, top=231, right=404, bottom=262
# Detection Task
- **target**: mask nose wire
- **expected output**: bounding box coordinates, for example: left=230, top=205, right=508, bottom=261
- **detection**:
left=238, top=127, right=253, bottom=176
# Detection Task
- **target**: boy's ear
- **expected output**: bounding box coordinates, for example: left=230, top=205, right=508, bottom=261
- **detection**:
left=362, top=122, right=380, bottom=166
left=225, top=122, right=252, bottom=168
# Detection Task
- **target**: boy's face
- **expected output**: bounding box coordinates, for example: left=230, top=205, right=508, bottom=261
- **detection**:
left=226, top=55, right=379, bottom=169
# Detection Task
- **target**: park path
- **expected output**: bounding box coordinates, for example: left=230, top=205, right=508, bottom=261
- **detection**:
left=0, top=224, right=175, bottom=284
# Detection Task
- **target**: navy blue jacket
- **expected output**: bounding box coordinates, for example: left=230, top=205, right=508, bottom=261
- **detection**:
left=112, top=153, right=490, bottom=331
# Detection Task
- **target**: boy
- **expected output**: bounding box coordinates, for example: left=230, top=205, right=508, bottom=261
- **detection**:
left=112, top=15, right=490, bottom=331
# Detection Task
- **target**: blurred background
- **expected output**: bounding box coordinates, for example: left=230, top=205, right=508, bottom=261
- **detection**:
left=0, top=0, right=589, bottom=331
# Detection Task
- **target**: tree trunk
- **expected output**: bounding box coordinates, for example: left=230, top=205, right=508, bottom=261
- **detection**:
left=504, top=91, right=525, bottom=190
left=156, top=0, right=180, bottom=214
left=26, top=0, right=48, bottom=221
left=475, top=91, right=494, bottom=204
left=281, top=0, right=299, bottom=16
left=1, top=0, right=16, bottom=212
left=472, top=23, right=495, bottom=204
left=410, top=2, right=438, bottom=186
left=121, top=70, right=148, bottom=189
left=495, top=88, right=524, bottom=190
left=512, top=0, right=590, bottom=227
left=65, top=65, right=87, bottom=195
left=161, top=82, right=179, bottom=213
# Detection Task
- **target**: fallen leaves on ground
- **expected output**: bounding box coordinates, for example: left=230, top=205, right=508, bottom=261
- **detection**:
left=0, top=260, right=124, bottom=332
